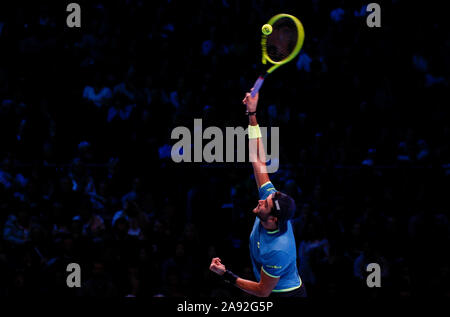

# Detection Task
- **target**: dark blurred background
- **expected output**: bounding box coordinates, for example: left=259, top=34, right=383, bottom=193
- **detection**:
left=0, top=0, right=448, bottom=298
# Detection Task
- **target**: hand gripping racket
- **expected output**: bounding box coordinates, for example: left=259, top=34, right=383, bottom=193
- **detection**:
left=251, top=13, right=305, bottom=97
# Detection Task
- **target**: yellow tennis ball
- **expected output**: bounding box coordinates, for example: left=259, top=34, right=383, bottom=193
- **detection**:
left=261, top=24, right=272, bottom=35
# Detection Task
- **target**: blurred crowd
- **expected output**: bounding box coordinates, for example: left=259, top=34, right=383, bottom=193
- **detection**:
left=0, top=0, right=448, bottom=297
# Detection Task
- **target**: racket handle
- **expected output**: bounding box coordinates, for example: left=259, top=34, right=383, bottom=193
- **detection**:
left=251, top=76, right=265, bottom=97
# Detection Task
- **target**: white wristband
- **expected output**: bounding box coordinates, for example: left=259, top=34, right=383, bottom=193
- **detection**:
left=248, top=125, right=262, bottom=139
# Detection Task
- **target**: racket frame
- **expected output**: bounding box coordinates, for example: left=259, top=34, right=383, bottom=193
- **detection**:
left=250, top=13, right=305, bottom=97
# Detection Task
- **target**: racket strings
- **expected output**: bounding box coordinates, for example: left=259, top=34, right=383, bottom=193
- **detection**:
left=266, top=17, right=298, bottom=62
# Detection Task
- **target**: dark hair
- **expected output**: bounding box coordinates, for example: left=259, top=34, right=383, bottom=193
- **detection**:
left=270, top=191, right=296, bottom=233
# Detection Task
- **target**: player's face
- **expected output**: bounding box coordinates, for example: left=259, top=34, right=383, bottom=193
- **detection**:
left=253, top=194, right=274, bottom=222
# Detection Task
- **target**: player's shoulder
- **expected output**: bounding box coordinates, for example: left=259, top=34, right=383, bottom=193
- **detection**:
left=268, top=231, right=296, bottom=255
left=273, top=233, right=291, bottom=250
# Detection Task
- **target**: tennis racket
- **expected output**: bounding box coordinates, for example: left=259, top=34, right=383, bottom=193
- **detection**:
left=250, top=13, right=305, bottom=97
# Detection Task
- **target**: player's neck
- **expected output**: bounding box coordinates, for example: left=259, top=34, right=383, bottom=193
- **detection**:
left=260, top=221, right=277, bottom=231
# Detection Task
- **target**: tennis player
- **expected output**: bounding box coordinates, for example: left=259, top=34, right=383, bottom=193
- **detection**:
left=209, top=90, right=305, bottom=297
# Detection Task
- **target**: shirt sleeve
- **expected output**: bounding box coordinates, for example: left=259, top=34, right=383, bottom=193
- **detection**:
left=259, top=182, right=277, bottom=200
left=260, top=250, right=290, bottom=278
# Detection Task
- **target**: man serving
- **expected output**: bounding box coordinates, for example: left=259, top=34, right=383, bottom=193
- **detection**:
left=209, top=90, right=306, bottom=297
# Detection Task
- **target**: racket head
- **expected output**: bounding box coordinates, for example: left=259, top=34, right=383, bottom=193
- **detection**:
left=261, top=14, right=305, bottom=73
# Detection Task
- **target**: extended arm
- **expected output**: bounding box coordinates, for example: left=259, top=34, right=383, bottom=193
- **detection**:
left=242, top=92, right=270, bottom=189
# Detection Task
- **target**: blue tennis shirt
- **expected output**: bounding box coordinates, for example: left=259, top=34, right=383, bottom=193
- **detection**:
left=249, top=181, right=302, bottom=292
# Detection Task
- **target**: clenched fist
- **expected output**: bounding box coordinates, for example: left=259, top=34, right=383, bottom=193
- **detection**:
left=209, top=257, right=226, bottom=276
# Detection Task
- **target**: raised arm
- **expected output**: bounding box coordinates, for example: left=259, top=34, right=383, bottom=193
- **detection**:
left=242, top=91, right=270, bottom=189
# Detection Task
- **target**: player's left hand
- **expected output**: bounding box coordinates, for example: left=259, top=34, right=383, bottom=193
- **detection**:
left=242, top=89, right=259, bottom=113
left=209, top=257, right=226, bottom=276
